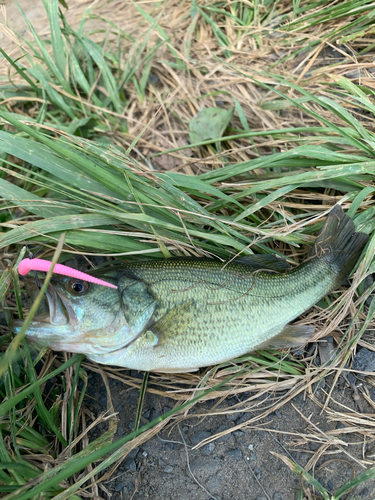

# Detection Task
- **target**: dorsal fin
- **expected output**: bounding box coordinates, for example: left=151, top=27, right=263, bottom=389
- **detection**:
left=235, top=254, right=291, bottom=272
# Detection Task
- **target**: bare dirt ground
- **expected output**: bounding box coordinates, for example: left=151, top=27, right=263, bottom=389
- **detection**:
left=2, top=1, right=375, bottom=499
left=83, top=367, right=375, bottom=500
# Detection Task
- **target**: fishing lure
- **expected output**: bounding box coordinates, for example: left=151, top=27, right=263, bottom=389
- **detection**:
left=18, top=258, right=118, bottom=289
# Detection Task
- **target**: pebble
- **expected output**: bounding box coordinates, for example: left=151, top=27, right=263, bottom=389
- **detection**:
left=236, top=414, right=250, bottom=425
left=164, top=465, right=174, bottom=473
left=128, top=447, right=139, bottom=459
left=226, top=412, right=243, bottom=421
left=234, top=430, right=244, bottom=437
left=306, top=342, right=317, bottom=358
left=191, top=431, right=212, bottom=447
left=216, top=424, right=232, bottom=443
left=360, top=486, right=370, bottom=498
left=352, top=348, right=375, bottom=375
left=255, top=497, right=267, bottom=500
left=143, top=409, right=150, bottom=419
left=225, top=449, right=242, bottom=460
left=148, top=73, right=160, bottom=86
left=190, top=457, right=220, bottom=475
left=115, top=481, right=127, bottom=492
left=273, top=494, right=282, bottom=500
left=253, top=465, right=261, bottom=479
left=336, top=421, right=346, bottom=429
left=343, top=68, right=365, bottom=79
left=294, top=393, right=304, bottom=404
left=150, top=409, right=162, bottom=421
left=299, top=453, right=309, bottom=463
left=324, top=44, right=346, bottom=58
left=201, top=442, right=216, bottom=456
left=124, top=458, right=137, bottom=472
left=128, top=481, right=135, bottom=492
left=164, top=441, right=177, bottom=450
left=291, top=346, right=305, bottom=357
left=206, top=476, right=221, bottom=494
left=327, top=480, right=333, bottom=490
left=99, top=394, right=107, bottom=407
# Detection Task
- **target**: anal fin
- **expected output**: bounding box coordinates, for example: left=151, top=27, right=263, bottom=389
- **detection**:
left=258, top=324, right=315, bottom=350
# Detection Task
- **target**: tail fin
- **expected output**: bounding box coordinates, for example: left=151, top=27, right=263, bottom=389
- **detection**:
left=310, top=205, right=369, bottom=285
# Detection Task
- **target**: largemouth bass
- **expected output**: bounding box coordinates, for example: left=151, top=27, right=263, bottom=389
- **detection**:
left=14, top=206, right=368, bottom=372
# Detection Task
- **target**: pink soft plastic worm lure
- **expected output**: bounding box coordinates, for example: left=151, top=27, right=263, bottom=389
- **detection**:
left=18, top=258, right=118, bottom=289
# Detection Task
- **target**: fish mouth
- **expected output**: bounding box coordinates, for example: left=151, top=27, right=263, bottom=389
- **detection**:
left=13, top=280, right=76, bottom=334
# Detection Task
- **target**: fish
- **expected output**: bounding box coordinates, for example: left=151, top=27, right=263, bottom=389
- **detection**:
left=13, top=205, right=369, bottom=373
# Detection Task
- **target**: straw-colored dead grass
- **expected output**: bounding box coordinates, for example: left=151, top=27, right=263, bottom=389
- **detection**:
left=2, top=0, right=375, bottom=172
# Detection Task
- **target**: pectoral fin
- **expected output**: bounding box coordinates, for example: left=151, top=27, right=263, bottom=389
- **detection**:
left=258, top=324, right=315, bottom=350
left=150, top=300, right=196, bottom=345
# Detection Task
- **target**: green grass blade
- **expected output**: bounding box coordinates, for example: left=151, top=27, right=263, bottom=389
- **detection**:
left=42, top=0, right=67, bottom=79
left=135, top=371, right=149, bottom=431
left=273, top=453, right=330, bottom=500
left=132, top=2, right=181, bottom=62
left=0, top=214, right=120, bottom=248
left=0, top=48, right=39, bottom=92
left=0, top=354, right=84, bottom=418
left=22, top=339, right=68, bottom=446
left=0, top=178, right=76, bottom=218
left=14, top=0, right=70, bottom=93
left=81, top=38, right=122, bottom=114
left=333, top=467, right=375, bottom=499
left=0, top=265, right=13, bottom=303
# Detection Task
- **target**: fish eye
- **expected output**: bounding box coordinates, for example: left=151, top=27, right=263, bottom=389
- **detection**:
left=68, top=280, right=89, bottom=295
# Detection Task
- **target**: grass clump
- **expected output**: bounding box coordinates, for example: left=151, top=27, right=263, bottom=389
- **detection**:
left=1, top=0, right=375, bottom=498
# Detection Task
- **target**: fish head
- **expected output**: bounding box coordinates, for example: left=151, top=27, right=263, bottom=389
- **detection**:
left=12, top=275, right=149, bottom=355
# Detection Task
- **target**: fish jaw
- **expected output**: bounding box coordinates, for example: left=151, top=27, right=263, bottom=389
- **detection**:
left=12, top=281, right=77, bottom=346
left=12, top=318, right=134, bottom=355
left=12, top=319, right=87, bottom=353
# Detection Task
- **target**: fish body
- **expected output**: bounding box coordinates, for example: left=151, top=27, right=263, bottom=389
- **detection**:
left=14, top=206, right=369, bottom=372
